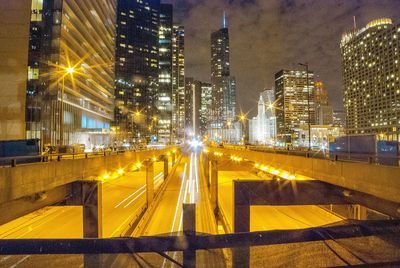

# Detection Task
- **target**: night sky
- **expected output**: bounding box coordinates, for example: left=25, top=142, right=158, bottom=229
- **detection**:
left=165, top=0, right=400, bottom=116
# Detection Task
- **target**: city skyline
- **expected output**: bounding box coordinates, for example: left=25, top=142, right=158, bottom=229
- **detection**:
left=165, top=0, right=400, bottom=116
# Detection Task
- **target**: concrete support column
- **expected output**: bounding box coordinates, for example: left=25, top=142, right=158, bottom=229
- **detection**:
left=171, top=152, right=176, bottom=165
left=183, top=203, right=196, bottom=268
left=203, top=154, right=210, bottom=188
left=162, top=156, right=169, bottom=180
left=82, top=181, right=103, bottom=268
left=82, top=181, right=103, bottom=238
left=145, top=160, right=154, bottom=206
left=233, top=180, right=250, bottom=268
left=210, top=159, right=218, bottom=214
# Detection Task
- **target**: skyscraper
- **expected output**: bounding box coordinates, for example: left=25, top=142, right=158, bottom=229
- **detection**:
left=200, top=83, right=212, bottom=135
left=184, top=77, right=195, bottom=136
left=315, top=81, right=333, bottom=125
left=341, top=18, right=400, bottom=141
left=114, top=0, right=160, bottom=144
left=0, top=1, right=31, bottom=140
left=249, top=89, right=277, bottom=144
left=172, top=25, right=185, bottom=143
left=210, top=13, right=236, bottom=128
left=157, top=4, right=173, bottom=143
left=275, top=70, right=316, bottom=143
left=26, top=0, right=117, bottom=147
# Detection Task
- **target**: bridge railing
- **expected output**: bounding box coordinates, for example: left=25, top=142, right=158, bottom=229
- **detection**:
left=220, top=144, right=400, bottom=166
left=0, top=147, right=169, bottom=168
left=1, top=220, right=399, bottom=267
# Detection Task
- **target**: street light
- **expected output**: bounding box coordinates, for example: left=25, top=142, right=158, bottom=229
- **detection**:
left=298, top=62, right=311, bottom=151
left=60, top=66, right=75, bottom=146
left=239, top=113, right=248, bottom=145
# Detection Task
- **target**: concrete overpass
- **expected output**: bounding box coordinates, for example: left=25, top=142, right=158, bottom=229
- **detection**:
left=1, top=147, right=400, bottom=267
left=208, top=147, right=400, bottom=204
left=0, top=148, right=178, bottom=226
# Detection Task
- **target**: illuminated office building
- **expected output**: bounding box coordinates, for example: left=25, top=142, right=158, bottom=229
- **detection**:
left=200, top=83, right=212, bottom=135
left=26, top=0, right=116, bottom=147
left=114, top=0, right=160, bottom=143
left=184, top=77, right=195, bottom=136
left=157, top=4, right=173, bottom=143
left=172, top=25, right=185, bottom=142
left=275, top=70, right=316, bottom=143
left=341, top=18, right=400, bottom=141
left=210, top=13, right=236, bottom=127
left=184, top=78, right=202, bottom=137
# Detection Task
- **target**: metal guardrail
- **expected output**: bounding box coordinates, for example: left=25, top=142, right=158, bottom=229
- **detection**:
left=0, top=147, right=169, bottom=168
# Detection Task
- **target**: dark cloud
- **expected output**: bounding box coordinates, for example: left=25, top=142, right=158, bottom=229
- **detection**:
left=164, top=0, right=400, bottom=116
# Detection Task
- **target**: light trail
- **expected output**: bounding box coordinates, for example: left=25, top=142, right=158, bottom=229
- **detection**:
left=188, top=153, right=194, bottom=203
left=122, top=173, right=164, bottom=208
left=163, top=162, right=188, bottom=268
left=195, top=153, right=199, bottom=194
left=170, top=163, right=187, bottom=235
left=114, top=172, right=163, bottom=208
left=170, top=152, right=199, bottom=267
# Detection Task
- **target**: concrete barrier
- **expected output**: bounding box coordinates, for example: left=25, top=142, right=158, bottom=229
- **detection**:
left=211, top=148, right=400, bottom=203
left=0, top=148, right=177, bottom=204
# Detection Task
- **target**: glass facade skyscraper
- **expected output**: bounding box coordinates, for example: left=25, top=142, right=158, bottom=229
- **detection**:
left=26, top=0, right=116, bottom=147
left=172, top=25, right=185, bottom=142
left=157, top=4, right=173, bottom=143
left=114, top=0, right=160, bottom=143
left=210, top=13, right=236, bottom=128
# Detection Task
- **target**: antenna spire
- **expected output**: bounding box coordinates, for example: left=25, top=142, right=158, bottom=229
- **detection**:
left=353, top=16, right=357, bottom=30
left=223, top=11, right=227, bottom=28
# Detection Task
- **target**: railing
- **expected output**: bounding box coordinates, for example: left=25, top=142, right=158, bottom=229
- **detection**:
left=1, top=220, right=399, bottom=267
left=219, top=144, right=400, bottom=166
left=0, top=147, right=170, bottom=168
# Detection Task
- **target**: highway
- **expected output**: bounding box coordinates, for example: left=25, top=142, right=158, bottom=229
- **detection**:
left=140, top=151, right=217, bottom=236
left=0, top=162, right=165, bottom=267
left=134, top=149, right=221, bottom=268
left=0, top=162, right=165, bottom=239
left=0, top=149, right=345, bottom=267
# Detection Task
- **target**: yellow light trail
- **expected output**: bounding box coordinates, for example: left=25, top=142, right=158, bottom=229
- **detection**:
left=114, top=172, right=163, bottom=209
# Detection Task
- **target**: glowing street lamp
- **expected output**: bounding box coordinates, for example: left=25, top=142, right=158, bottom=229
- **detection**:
left=66, top=66, right=75, bottom=74
left=238, top=113, right=248, bottom=144
left=60, top=66, right=75, bottom=146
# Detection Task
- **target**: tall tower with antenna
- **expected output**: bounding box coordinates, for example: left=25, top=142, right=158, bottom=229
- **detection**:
left=210, top=12, right=236, bottom=129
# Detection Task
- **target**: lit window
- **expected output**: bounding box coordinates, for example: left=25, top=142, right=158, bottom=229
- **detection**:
left=28, top=66, right=39, bottom=80
left=31, top=0, right=43, bottom=21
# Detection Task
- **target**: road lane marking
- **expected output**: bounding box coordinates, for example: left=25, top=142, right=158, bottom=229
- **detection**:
left=122, top=175, right=164, bottom=208
left=195, top=153, right=199, bottom=195
left=10, top=255, right=30, bottom=268
left=170, top=163, right=187, bottom=235
left=114, top=172, right=163, bottom=208
left=163, top=162, right=188, bottom=268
